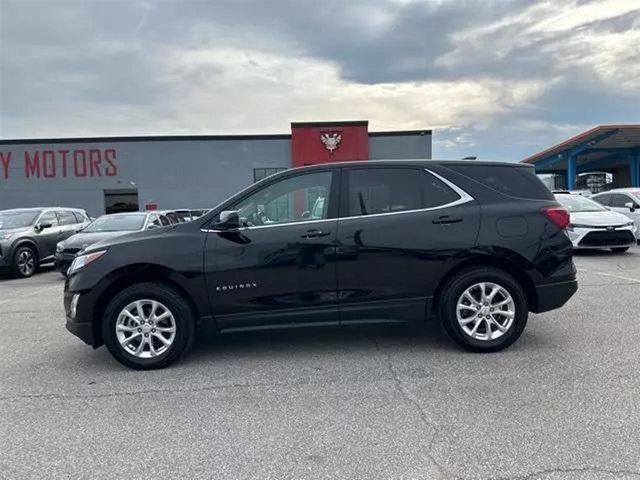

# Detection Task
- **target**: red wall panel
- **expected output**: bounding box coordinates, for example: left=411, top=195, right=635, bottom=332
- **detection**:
left=291, top=121, right=369, bottom=167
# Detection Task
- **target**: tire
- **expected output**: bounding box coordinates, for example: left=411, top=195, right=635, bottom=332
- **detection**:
left=611, top=247, right=629, bottom=253
left=12, top=245, right=38, bottom=278
left=102, top=282, right=195, bottom=370
left=440, top=267, right=528, bottom=353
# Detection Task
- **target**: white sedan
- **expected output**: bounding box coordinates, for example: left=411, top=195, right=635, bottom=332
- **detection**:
left=591, top=188, right=640, bottom=241
left=554, top=193, right=637, bottom=253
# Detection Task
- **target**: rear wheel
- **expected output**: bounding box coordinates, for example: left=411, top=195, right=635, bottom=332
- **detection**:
left=611, top=247, right=629, bottom=253
left=102, top=283, right=195, bottom=370
left=440, top=267, right=528, bottom=352
left=12, top=246, right=37, bottom=278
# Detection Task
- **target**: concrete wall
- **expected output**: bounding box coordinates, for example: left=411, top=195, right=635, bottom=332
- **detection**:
left=0, top=132, right=431, bottom=217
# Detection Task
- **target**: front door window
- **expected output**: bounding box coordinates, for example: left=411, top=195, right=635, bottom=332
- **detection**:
left=232, top=171, right=333, bottom=227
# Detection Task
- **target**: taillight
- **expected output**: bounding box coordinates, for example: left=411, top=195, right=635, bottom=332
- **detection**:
left=541, top=206, right=570, bottom=230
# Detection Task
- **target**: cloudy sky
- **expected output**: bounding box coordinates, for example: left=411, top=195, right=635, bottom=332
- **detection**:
left=0, top=0, right=638, bottom=161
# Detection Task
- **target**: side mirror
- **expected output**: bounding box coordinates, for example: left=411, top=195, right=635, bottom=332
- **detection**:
left=624, top=202, right=636, bottom=212
left=36, top=222, right=53, bottom=231
left=216, top=210, right=240, bottom=230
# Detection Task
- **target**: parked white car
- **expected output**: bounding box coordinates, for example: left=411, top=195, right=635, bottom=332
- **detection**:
left=591, top=188, right=640, bottom=241
left=554, top=193, right=637, bottom=252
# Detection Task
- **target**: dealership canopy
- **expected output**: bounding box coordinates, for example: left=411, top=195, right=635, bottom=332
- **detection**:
left=521, top=125, right=640, bottom=189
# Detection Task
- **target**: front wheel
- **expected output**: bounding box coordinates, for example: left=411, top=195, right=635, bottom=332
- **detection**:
left=440, top=267, right=528, bottom=352
left=13, top=246, right=37, bottom=278
left=611, top=247, right=629, bottom=253
left=102, top=283, right=195, bottom=370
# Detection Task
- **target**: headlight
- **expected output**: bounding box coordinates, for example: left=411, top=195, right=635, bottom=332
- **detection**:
left=0, top=232, right=16, bottom=241
left=68, top=250, right=106, bottom=274
left=623, top=221, right=635, bottom=227
left=55, top=242, right=64, bottom=253
left=569, top=223, right=592, bottom=229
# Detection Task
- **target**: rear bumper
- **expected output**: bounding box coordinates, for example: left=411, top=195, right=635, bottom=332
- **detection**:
left=531, top=278, right=578, bottom=313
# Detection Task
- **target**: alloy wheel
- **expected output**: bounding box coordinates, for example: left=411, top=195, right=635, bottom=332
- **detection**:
left=115, top=300, right=177, bottom=359
left=456, top=282, right=516, bottom=341
left=17, top=250, right=36, bottom=277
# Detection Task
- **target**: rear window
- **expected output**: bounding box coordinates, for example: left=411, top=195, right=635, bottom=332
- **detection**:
left=447, top=165, right=553, bottom=200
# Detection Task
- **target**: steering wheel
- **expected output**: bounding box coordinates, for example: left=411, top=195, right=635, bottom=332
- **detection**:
left=247, top=210, right=272, bottom=226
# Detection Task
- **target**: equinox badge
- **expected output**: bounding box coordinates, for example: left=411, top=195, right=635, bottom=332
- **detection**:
left=216, top=282, right=258, bottom=292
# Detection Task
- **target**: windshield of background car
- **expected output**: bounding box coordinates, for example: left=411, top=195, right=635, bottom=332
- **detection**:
left=83, top=214, right=147, bottom=232
left=554, top=194, right=607, bottom=213
left=0, top=210, right=39, bottom=229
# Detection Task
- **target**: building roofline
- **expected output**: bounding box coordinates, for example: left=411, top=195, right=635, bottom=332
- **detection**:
left=291, top=120, right=368, bottom=128
left=521, top=124, right=640, bottom=164
left=0, top=133, right=293, bottom=145
left=0, top=129, right=432, bottom=145
left=369, top=129, right=432, bottom=137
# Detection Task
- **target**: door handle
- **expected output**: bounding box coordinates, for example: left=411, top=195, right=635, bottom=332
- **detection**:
left=300, top=229, right=330, bottom=239
left=432, top=216, right=462, bottom=225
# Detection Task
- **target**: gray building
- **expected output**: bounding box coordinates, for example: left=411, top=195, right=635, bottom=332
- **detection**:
left=0, top=121, right=432, bottom=216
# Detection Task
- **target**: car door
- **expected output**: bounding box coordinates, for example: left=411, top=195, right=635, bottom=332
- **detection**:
left=335, top=166, right=480, bottom=323
left=204, top=168, right=340, bottom=330
left=56, top=210, right=80, bottom=241
left=614, top=193, right=640, bottom=236
left=34, top=210, right=62, bottom=262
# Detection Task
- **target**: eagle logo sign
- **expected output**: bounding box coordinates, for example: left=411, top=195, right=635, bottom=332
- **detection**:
left=320, top=132, right=342, bottom=153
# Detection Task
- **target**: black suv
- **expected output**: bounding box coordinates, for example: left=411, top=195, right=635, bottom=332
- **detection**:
left=64, top=161, right=577, bottom=369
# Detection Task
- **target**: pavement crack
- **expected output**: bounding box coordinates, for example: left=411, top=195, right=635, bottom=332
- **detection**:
left=371, top=337, right=458, bottom=480
left=0, top=375, right=398, bottom=402
left=493, top=466, right=640, bottom=479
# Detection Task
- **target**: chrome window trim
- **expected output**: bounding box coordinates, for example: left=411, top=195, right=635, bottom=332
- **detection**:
left=202, top=168, right=474, bottom=232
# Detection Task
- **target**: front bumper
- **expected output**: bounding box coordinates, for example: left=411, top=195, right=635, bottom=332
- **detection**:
left=64, top=288, right=96, bottom=346
left=567, top=225, right=637, bottom=249
left=0, top=240, right=14, bottom=268
left=54, top=252, right=76, bottom=273
left=532, top=278, right=578, bottom=313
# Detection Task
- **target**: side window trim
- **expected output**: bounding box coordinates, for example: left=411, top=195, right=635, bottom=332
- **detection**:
left=202, top=167, right=473, bottom=231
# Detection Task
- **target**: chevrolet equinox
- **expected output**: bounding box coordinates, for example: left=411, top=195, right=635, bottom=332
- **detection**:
left=64, top=161, right=578, bottom=369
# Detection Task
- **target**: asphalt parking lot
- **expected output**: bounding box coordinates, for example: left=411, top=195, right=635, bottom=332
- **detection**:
left=1, top=249, right=640, bottom=480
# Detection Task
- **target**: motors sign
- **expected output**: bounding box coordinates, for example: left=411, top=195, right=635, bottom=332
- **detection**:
left=0, top=148, right=118, bottom=180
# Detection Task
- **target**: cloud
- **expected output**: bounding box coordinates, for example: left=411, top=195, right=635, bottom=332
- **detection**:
left=0, top=0, right=638, bottom=162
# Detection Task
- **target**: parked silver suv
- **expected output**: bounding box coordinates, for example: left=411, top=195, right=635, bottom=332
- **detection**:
left=0, top=208, right=91, bottom=278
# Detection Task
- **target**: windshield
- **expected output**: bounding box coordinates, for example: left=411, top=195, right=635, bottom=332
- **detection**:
left=555, top=194, right=607, bottom=213
left=629, top=191, right=640, bottom=203
left=0, top=210, right=40, bottom=229
left=83, top=214, right=146, bottom=232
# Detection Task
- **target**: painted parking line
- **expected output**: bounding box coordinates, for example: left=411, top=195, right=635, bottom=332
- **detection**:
left=0, top=284, right=62, bottom=305
left=595, top=272, right=640, bottom=284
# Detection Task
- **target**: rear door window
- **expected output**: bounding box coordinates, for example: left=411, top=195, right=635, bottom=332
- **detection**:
left=593, top=193, right=611, bottom=205
left=608, top=193, right=631, bottom=208
left=345, top=168, right=461, bottom=217
left=57, top=210, right=77, bottom=225
left=422, top=171, right=460, bottom=208
left=346, top=168, right=422, bottom=216
left=447, top=165, right=554, bottom=200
